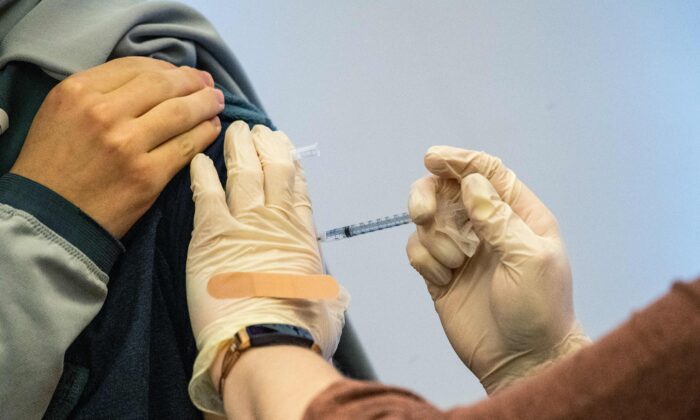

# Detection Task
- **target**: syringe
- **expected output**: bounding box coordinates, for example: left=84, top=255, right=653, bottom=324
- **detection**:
left=290, top=143, right=320, bottom=160
left=318, top=212, right=413, bottom=242
left=317, top=203, right=467, bottom=242
left=318, top=204, right=480, bottom=256
left=298, top=147, right=479, bottom=255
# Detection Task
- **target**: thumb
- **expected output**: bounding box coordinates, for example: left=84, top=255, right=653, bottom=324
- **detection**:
left=461, top=173, right=538, bottom=263
left=190, top=153, right=230, bottom=231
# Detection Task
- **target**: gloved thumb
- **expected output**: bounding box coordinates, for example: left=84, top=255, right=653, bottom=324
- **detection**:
left=461, top=173, right=538, bottom=262
left=190, top=153, right=229, bottom=230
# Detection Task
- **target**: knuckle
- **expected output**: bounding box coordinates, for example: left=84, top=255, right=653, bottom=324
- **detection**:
left=141, top=71, right=172, bottom=93
left=87, top=102, right=117, bottom=128
left=181, top=66, right=205, bottom=84
left=477, top=151, right=503, bottom=176
left=251, top=124, right=272, bottom=137
left=52, top=77, right=88, bottom=100
left=206, top=119, right=222, bottom=138
left=124, top=56, right=174, bottom=70
left=207, top=86, right=221, bottom=102
left=169, top=66, right=206, bottom=93
left=533, top=245, right=560, bottom=267
left=176, top=137, right=196, bottom=159
left=129, top=159, right=157, bottom=188
left=150, top=58, right=175, bottom=69
left=170, top=101, right=191, bottom=121
left=100, top=131, right=131, bottom=154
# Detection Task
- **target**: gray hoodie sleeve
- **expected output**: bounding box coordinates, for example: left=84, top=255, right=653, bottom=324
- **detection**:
left=0, top=173, right=123, bottom=419
left=0, top=203, right=109, bottom=418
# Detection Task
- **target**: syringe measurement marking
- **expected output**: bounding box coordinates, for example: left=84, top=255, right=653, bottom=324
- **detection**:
left=318, top=210, right=463, bottom=242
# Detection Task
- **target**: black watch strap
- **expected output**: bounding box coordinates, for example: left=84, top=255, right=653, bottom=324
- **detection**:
left=218, top=324, right=321, bottom=398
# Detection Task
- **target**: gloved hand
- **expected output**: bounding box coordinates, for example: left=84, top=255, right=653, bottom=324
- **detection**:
left=407, top=146, right=590, bottom=394
left=186, top=121, right=349, bottom=414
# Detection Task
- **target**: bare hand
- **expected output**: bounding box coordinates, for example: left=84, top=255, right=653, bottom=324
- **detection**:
left=11, top=57, right=224, bottom=238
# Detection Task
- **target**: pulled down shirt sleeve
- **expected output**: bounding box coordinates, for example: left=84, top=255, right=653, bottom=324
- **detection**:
left=304, top=277, right=700, bottom=420
left=0, top=174, right=123, bottom=419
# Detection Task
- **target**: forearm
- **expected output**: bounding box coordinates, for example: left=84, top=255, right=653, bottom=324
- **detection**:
left=304, top=278, right=700, bottom=419
left=211, top=345, right=343, bottom=420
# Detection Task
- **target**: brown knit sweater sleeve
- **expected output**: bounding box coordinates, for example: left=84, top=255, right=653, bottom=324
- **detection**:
left=304, top=278, right=700, bottom=419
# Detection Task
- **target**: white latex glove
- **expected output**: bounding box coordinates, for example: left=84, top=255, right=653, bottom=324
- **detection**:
left=186, top=121, right=349, bottom=415
left=407, top=146, right=590, bottom=394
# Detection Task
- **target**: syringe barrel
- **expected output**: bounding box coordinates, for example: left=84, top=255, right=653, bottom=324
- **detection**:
left=347, top=213, right=411, bottom=236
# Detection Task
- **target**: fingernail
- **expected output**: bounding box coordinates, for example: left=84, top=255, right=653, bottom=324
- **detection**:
left=215, top=89, right=225, bottom=107
left=200, top=71, right=214, bottom=87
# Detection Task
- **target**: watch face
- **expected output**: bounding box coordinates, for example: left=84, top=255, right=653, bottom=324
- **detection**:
left=246, top=324, right=314, bottom=348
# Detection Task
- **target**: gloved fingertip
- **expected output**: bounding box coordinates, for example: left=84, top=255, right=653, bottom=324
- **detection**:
left=191, top=152, right=209, bottom=164
left=230, top=119, right=248, bottom=130
left=274, top=131, right=296, bottom=160
left=408, top=195, right=434, bottom=225
left=273, top=128, right=291, bottom=143
left=423, top=145, right=448, bottom=174
left=190, top=153, right=223, bottom=196
left=406, top=233, right=452, bottom=287
left=224, top=120, right=247, bottom=158
left=423, top=145, right=470, bottom=179
left=251, top=124, right=272, bottom=136
left=189, top=153, right=210, bottom=180
left=461, top=173, right=498, bottom=222
left=225, top=120, right=249, bottom=140
left=425, top=145, right=457, bottom=158
left=408, top=177, right=438, bottom=224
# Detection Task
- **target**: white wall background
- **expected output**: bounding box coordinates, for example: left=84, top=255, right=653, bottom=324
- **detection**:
left=179, top=0, right=699, bottom=408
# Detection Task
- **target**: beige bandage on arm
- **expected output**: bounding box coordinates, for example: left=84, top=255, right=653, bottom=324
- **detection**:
left=208, top=272, right=340, bottom=300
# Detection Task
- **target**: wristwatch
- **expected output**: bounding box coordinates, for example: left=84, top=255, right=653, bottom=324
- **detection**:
left=218, top=323, right=321, bottom=397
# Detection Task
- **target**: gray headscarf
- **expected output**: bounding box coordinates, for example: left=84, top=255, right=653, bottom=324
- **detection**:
left=0, top=0, right=262, bottom=108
